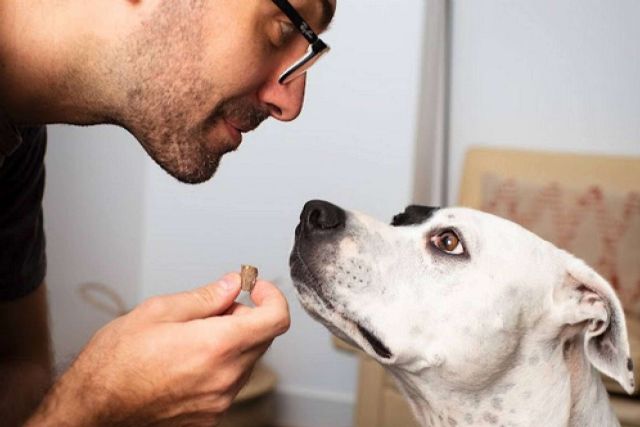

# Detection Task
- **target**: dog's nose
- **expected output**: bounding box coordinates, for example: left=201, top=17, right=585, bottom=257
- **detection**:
left=300, top=200, right=346, bottom=236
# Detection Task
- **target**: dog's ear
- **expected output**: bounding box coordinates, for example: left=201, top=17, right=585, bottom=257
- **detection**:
left=557, top=257, right=635, bottom=394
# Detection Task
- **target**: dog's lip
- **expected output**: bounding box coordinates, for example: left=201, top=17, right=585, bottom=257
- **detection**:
left=357, top=324, right=393, bottom=359
left=290, top=244, right=394, bottom=361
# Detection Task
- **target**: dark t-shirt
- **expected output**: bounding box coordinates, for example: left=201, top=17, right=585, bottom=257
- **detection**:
left=0, top=113, right=47, bottom=301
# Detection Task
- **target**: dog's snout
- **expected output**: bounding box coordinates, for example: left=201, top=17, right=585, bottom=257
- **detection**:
left=300, top=200, right=346, bottom=236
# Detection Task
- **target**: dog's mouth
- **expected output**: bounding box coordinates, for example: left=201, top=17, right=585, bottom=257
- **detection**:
left=290, top=247, right=393, bottom=361
left=322, top=306, right=394, bottom=361
left=357, top=324, right=393, bottom=359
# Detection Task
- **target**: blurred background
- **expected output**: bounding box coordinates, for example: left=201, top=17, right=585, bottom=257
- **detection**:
left=43, top=1, right=640, bottom=426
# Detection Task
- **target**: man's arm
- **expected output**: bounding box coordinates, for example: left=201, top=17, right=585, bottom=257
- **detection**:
left=0, top=283, right=53, bottom=427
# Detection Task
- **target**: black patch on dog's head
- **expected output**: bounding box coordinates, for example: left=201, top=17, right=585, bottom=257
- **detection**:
left=391, top=205, right=440, bottom=227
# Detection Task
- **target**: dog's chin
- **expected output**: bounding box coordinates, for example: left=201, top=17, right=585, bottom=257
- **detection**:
left=290, top=251, right=394, bottom=362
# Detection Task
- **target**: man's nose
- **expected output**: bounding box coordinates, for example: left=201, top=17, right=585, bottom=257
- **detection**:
left=258, top=74, right=307, bottom=122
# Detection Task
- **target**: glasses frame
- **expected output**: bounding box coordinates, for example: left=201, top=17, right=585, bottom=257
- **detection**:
left=271, top=0, right=330, bottom=84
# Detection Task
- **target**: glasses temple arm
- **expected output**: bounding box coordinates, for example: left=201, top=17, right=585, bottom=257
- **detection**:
left=271, top=0, right=319, bottom=44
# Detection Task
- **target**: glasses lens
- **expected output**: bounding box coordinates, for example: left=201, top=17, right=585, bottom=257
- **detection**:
left=279, top=43, right=330, bottom=85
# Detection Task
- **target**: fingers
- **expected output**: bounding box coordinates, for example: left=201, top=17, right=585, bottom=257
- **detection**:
left=208, top=280, right=291, bottom=351
left=224, top=303, right=252, bottom=316
left=250, top=279, right=291, bottom=339
left=135, top=274, right=242, bottom=322
left=249, top=279, right=289, bottom=311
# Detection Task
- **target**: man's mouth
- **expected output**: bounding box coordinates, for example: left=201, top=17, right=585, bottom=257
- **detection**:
left=223, top=120, right=241, bottom=142
left=205, top=96, right=269, bottom=149
left=222, top=118, right=261, bottom=147
left=225, top=118, right=256, bottom=134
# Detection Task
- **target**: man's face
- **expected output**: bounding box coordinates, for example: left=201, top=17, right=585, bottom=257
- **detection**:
left=114, top=0, right=335, bottom=184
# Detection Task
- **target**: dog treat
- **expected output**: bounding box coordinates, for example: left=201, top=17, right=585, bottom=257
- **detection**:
left=240, top=265, right=258, bottom=292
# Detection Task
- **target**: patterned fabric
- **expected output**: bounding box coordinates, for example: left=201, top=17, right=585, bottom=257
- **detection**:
left=481, top=174, right=640, bottom=317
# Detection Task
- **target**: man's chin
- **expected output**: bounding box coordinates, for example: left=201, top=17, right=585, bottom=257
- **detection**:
left=156, top=155, right=221, bottom=185
left=130, top=124, right=231, bottom=184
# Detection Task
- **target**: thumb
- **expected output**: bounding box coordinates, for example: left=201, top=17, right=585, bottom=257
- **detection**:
left=141, top=274, right=242, bottom=322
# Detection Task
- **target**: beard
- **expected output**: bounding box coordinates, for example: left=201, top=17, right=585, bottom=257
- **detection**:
left=125, top=92, right=269, bottom=184
left=107, top=1, right=269, bottom=184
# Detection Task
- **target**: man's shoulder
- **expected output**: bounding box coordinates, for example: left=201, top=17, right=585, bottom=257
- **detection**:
left=0, top=110, right=47, bottom=171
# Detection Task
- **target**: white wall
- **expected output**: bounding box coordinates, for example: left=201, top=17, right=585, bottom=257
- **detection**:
left=44, top=125, right=147, bottom=370
left=448, top=0, right=640, bottom=203
left=44, top=1, right=427, bottom=426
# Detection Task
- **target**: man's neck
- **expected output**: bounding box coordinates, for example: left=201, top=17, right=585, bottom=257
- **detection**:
left=1, top=1, right=69, bottom=122
left=387, top=345, right=619, bottom=427
left=0, top=0, right=127, bottom=125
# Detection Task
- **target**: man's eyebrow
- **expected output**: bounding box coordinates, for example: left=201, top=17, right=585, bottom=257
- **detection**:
left=318, top=0, right=335, bottom=32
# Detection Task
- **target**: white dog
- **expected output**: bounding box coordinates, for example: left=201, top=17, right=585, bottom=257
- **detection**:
left=289, top=200, right=635, bottom=427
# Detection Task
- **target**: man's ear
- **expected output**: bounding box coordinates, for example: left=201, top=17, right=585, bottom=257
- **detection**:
left=557, top=257, right=635, bottom=394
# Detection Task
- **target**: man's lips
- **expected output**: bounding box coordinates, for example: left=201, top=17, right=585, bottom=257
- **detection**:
left=225, top=118, right=257, bottom=134
left=223, top=120, right=243, bottom=145
left=223, top=118, right=261, bottom=146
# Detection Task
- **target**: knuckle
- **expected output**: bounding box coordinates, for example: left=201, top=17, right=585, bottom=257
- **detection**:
left=212, top=370, right=243, bottom=399
left=207, top=338, right=237, bottom=361
left=218, top=371, right=239, bottom=392
left=213, top=394, right=234, bottom=413
left=273, top=311, right=292, bottom=335
left=209, top=344, right=229, bottom=360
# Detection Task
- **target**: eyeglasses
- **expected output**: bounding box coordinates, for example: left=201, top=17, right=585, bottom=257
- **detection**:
left=271, top=0, right=330, bottom=85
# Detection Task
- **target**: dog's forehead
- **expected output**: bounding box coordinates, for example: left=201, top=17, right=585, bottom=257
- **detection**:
left=387, top=207, right=550, bottom=262
left=391, top=206, right=491, bottom=232
left=393, top=206, right=515, bottom=228
left=391, top=205, right=490, bottom=227
left=431, top=207, right=489, bottom=227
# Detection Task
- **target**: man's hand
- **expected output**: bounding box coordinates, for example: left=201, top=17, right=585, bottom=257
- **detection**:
left=25, top=273, right=290, bottom=427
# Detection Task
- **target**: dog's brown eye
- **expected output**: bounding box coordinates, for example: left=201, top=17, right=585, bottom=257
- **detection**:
left=431, top=230, right=464, bottom=255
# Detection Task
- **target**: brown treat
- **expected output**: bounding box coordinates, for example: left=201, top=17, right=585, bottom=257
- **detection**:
left=240, top=265, right=258, bottom=292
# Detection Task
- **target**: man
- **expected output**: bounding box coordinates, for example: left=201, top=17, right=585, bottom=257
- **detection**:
left=0, top=0, right=336, bottom=425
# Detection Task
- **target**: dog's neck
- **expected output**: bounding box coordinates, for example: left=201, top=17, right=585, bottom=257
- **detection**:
left=387, top=339, right=619, bottom=427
